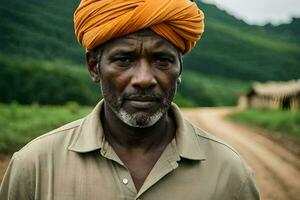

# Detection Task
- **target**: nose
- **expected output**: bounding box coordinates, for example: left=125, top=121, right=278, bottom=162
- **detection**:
left=131, top=60, right=157, bottom=89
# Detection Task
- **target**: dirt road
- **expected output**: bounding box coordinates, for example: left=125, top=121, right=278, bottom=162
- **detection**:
left=1, top=108, right=299, bottom=200
left=182, top=108, right=300, bottom=200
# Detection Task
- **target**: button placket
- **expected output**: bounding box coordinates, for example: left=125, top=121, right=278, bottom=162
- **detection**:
left=122, top=178, right=129, bottom=185
left=116, top=164, right=137, bottom=195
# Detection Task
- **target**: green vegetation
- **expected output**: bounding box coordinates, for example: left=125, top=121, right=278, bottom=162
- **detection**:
left=178, top=70, right=249, bottom=106
left=187, top=2, right=300, bottom=81
left=229, top=109, right=300, bottom=142
left=0, top=55, right=100, bottom=105
left=265, top=18, right=300, bottom=42
left=0, top=0, right=83, bottom=62
left=0, top=102, right=91, bottom=153
left=0, top=0, right=299, bottom=106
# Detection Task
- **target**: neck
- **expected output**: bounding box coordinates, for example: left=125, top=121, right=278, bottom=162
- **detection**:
left=101, top=102, right=175, bottom=152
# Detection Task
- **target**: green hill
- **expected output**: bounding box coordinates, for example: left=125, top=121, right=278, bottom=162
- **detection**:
left=264, top=18, right=300, bottom=42
left=0, top=0, right=83, bottom=62
left=0, top=0, right=299, bottom=106
left=187, top=1, right=300, bottom=81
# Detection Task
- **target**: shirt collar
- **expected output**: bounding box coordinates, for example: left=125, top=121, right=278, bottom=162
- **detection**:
left=68, top=100, right=105, bottom=153
left=171, top=104, right=206, bottom=161
left=68, top=100, right=206, bottom=161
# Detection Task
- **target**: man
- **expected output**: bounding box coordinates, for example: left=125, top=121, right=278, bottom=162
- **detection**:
left=0, top=0, right=260, bottom=199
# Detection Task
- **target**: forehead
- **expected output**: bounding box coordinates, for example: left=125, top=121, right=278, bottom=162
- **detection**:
left=100, top=29, right=179, bottom=54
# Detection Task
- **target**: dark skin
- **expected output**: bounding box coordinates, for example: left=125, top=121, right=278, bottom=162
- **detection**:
left=86, top=30, right=181, bottom=191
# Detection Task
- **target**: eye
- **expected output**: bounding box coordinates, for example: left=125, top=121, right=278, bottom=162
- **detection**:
left=113, top=56, right=135, bottom=67
left=153, top=56, right=174, bottom=69
left=118, top=57, right=133, bottom=62
left=156, top=57, right=169, bottom=63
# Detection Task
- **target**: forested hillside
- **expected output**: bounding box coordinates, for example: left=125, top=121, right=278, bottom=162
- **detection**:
left=0, top=0, right=299, bottom=106
left=187, top=2, right=300, bottom=81
left=0, top=0, right=82, bottom=62
left=265, top=18, right=300, bottom=42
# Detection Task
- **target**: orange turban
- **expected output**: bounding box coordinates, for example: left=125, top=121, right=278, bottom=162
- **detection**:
left=74, top=0, right=204, bottom=54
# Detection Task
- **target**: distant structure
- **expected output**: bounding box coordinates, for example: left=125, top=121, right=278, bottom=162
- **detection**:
left=239, top=80, right=300, bottom=110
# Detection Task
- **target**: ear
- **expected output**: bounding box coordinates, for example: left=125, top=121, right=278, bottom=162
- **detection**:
left=86, top=52, right=100, bottom=82
left=178, top=52, right=183, bottom=76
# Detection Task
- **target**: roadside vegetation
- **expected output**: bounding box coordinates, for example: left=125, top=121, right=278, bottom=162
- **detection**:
left=0, top=102, right=91, bottom=153
left=229, top=109, right=300, bottom=143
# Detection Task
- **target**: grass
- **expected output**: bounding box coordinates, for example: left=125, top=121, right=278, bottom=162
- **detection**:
left=229, top=109, right=300, bottom=143
left=0, top=102, right=92, bottom=153
left=180, top=70, right=250, bottom=106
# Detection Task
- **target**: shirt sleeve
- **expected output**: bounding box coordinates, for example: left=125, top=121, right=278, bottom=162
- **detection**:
left=236, top=170, right=260, bottom=200
left=0, top=152, right=33, bottom=200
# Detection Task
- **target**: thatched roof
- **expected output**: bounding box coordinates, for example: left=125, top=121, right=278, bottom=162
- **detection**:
left=251, top=79, right=300, bottom=97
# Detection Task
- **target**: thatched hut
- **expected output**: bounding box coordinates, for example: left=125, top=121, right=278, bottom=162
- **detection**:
left=238, top=80, right=300, bottom=110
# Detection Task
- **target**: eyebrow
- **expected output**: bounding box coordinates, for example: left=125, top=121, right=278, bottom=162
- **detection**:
left=107, top=48, right=136, bottom=57
left=105, top=37, right=179, bottom=57
left=151, top=40, right=179, bottom=56
left=152, top=51, right=177, bottom=60
left=151, top=48, right=178, bottom=60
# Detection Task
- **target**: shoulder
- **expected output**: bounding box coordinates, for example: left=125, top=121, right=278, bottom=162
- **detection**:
left=0, top=118, right=88, bottom=199
left=198, top=124, right=240, bottom=155
left=16, top=118, right=84, bottom=159
left=185, top=119, right=240, bottom=157
left=184, top=119, right=252, bottom=176
left=184, top=120, right=260, bottom=199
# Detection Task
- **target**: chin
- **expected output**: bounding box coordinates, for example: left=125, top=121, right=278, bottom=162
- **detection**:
left=116, top=108, right=165, bottom=128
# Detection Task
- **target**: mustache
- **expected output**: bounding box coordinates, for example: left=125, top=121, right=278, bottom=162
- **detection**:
left=122, top=91, right=163, bottom=101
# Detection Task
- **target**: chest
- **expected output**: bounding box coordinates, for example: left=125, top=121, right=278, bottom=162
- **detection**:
left=118, top=152, right=162, bottom=191
left=124, top=158, right=157, bottom=191
left=33, top=154, right=239, bottom=200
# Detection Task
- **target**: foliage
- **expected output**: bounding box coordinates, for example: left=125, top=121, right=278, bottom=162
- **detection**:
left=186, top=2, right=300, bottom=81
left=0, top=102, right=92, bottom=153
left=229, top=109, right=300, bottom=142
left=0, top=55, right=100, bottom=105
left=174, top=94, right=197, bottom=107
left=178, top=70, right=250, bottom=106
left=264, top=18, right=300, bottom=42
left=0, top=0, right=83, bottom=63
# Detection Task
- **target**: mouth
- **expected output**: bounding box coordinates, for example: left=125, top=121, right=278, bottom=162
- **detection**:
left=124, top=96, right=160, bottom=109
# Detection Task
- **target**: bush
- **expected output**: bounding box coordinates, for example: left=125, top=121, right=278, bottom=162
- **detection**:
left=0, top=56, right=100, bottom=105
left=229, top=109, right=300, bottom=142
left=0, top=103, right=92, bottom=153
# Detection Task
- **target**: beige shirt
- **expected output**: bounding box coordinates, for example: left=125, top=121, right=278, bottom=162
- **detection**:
left=0, top=101, right=259, bottom=200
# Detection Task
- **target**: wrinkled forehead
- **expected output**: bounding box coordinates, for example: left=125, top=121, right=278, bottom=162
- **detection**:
left=98, top=29, right=181, bottom=55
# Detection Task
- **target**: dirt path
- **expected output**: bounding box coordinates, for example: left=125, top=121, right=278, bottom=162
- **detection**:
left=182, top=108, right=300, bottom=200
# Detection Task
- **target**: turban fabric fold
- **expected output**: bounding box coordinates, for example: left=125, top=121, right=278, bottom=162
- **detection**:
left=74, top=0, right=204, bottom=54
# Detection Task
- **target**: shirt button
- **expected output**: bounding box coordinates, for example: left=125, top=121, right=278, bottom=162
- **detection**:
left=122, top=178, right=129, bottom=185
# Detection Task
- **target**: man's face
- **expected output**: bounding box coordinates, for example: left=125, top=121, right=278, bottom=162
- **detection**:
left=96, top=30, right=181, bottom=128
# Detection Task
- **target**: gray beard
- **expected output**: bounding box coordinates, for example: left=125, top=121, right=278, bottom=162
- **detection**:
left=111, top=106, right=165, bottom=128
left=100, top=82, right=176, bottom=128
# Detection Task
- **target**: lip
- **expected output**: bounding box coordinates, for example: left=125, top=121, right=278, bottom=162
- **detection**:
left=126, top=96, right=159, bottom=101
left=126, top=99, right=158, bottom=109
